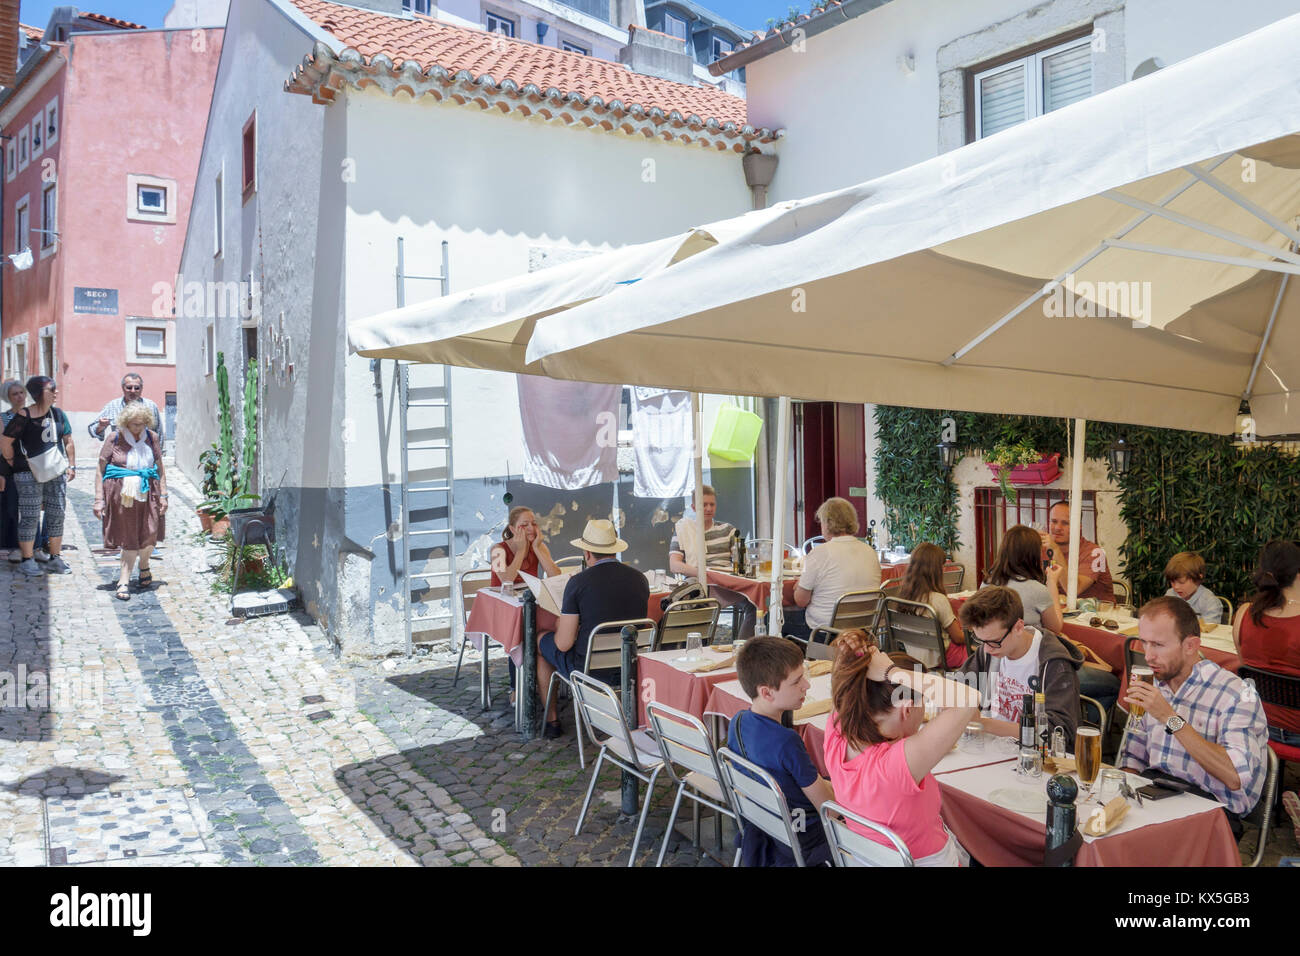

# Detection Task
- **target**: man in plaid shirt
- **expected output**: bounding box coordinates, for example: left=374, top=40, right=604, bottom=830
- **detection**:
left=1121, top=596, right=1267, bottom=838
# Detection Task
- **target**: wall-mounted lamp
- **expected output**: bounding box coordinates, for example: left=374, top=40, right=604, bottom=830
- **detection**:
left=1106, top=437, right=1134, bottom=476
left=937, top=440, right=959, bottom=475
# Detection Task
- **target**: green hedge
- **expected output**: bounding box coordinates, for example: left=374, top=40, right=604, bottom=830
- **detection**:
left=873, top=406, right=1300, bottom=606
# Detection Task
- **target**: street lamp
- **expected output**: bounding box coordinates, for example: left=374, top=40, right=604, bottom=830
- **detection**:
left=1107, top=437, right=1134, bottom=475
left=937, top=440, right=959, bottom=475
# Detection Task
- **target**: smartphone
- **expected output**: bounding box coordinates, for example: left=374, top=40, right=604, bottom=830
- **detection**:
left=1136, top=783, right=1182, bottom=800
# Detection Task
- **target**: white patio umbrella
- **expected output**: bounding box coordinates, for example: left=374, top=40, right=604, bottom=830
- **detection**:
left=521, top=13, right=1300, bottom=607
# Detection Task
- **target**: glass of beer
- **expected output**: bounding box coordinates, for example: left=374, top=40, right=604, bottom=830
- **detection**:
left=1130, top=666, right=1154, bottom=721
left=1075, top=727, right=1102, bottom=797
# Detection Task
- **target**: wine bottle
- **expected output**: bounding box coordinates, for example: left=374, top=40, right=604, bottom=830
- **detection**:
left=1019, top=694, right=1036, bottom=750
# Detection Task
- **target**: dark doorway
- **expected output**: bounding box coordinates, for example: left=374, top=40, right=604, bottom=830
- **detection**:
left=793, top=402, right=866, bottom=544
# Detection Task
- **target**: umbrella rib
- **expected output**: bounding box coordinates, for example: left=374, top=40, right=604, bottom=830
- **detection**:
left=1100, top=190, right=1300, bottom=265
left=1244, top=273, right=1290, bottom=402
left=1102, top=240, right=1300, bottom=276
left=1182, top=164, right=1300, bottom=248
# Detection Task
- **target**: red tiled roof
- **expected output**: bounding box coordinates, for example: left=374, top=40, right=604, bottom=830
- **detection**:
left=19, top=23, right=45, bottom=42
left=80, top=12, right=147, bottom=29
left=288, top=0, right=751, bottom=129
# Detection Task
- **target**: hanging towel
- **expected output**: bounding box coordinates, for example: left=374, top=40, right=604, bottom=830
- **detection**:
left=516, top=374, right=619, bottom=490
left=629, top=387, right=695, bottom=498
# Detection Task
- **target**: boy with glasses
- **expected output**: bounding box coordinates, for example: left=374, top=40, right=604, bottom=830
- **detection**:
left=958, top=586, right=1083, bottom=742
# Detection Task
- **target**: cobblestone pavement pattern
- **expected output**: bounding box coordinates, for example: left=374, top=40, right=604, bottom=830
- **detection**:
left=0, top=459, right=1293, bottom=866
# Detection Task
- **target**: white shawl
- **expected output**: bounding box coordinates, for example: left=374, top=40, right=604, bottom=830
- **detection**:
left=118, top=429, right=155, bottom=508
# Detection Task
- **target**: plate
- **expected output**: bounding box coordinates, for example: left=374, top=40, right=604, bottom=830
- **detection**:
left=988, top=787, right=1048, bottom=814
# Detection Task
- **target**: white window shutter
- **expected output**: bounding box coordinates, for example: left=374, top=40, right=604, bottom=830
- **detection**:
left=1042, top=42, right=1092, bottom=113
left=978, top=63, right=1027, bottom=137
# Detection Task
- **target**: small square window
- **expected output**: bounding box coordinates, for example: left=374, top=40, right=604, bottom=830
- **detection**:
left=242, top=113, right=256, bottom=199
left=561, top=41, right=588, bottom=55
left=485, top=12, right=515, bottom=37
left=46, top=102, right=58, bottom=145
left=138, top=185, right=166, bottom=213
left=136, top=328, right=166, bottom=356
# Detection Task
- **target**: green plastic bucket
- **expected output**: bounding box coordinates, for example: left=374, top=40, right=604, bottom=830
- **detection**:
left=707, top=404, right=763, bottom=462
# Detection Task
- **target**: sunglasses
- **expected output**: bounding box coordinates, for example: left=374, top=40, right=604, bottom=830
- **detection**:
left=1089, top=617, right=1120, bottom=630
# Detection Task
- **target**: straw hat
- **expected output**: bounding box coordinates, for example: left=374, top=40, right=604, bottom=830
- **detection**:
left=570, top=519, right=628, bottom=555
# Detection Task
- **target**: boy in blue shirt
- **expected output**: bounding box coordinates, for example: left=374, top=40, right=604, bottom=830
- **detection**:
left=1164, top=552, right=1222, bottom=625
left=727, top=637, right=834, bottom=866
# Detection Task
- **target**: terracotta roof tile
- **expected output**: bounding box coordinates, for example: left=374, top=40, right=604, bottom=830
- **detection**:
left=19, top=23, right=44, bottom=42
left=288, top=0, right=749, bottom=128
left=80, top=12, right=147, bottom=29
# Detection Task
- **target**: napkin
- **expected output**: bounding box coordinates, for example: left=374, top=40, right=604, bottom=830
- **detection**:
left=1083, top=796, right=1130, bottom=836
left=793, top=698, right=833, bottom=721
left=712, top=644, right=734, bottom=653
left=686, top=655, right=736, bottom=673
left=1043, top=755, right=1077, bottom=775
left=805, top=660, right=833, bottom=678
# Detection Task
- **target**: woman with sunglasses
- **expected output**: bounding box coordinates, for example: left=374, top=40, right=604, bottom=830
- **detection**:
left=0, top=376, right=75, bottom=576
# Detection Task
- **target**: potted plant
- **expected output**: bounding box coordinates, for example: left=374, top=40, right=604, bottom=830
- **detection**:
left=986, top=440, right=1061, bottom=503
left=197, top=443, right=222, bottom=531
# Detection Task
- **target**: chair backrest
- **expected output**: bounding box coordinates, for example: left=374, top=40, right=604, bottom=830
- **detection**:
left=803, top=536, right=826, bottom=554
left=459, top=568, right=494, bottom=626
left=716, top=746, right=806, bottom=867
left=1112, top=580, right=1132, bottom=607
left=1079, top=694, right=1108, bottom=739
left=1123, top=635, right=1147, bottom=672
left=583, top=618, right=657, bottom=673
left=553, top=556, right=585, bottom=573
left=656, top=598, right=721, bottom=651
left=881, top=597, right=946, bottom=670
left=830, top=589, right=884, bottom=632
left=881, top=577, right=903, bottom=595
left=1248, top=747, right=1280, bottom=868
left=819, top=800, right=914, bottom=867
left=1217, top=596, right=1234, bottom=627
left=942, top=565, right=965, bottom=594
left=804, top=627, right=840, bottom=661
left=1238, top=663, right=1300, bottom=711
left=569, top=671, right=654, bottom=770
left=646, top=702, right=729, bottom=798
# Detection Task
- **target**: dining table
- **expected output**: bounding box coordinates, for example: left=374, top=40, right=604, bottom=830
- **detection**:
left=636, top=645, right=740, bottom=728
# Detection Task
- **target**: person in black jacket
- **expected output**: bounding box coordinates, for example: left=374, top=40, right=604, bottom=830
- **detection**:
left=958, top=585, right=1082, bottom=743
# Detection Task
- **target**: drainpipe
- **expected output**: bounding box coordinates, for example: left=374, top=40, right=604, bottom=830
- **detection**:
left=743, top=150, right=778, bottom=537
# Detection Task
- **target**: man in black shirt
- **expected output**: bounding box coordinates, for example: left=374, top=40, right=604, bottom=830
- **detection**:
left=537, top=519, right=649, bottom=739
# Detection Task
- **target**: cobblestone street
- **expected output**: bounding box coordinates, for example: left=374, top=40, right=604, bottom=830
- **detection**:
left=0, top=459, right=729, bottom=868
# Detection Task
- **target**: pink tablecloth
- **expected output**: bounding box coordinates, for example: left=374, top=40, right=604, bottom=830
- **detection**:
left=704, top=675, right=832, bottom=775
left=465, top=587, right=671, bottom=665
left=703, top=570, right=799, bottom=609
left=636, top=648, right=738, bottom=727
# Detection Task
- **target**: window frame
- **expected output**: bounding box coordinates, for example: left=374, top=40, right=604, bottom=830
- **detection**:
left=6, top=141, right=14, bottom=182
left=135, top=326, right=167, bottom=357
left=126, top=174, right=178, bottom=225
left=14, top=196, right=30, bottom=254
left=40, top=183, right=56, bottom=254
left=561, top=40, right=589, bottom=56
left=241, top=111, right=256, bottom=202
left=38, top=325, right=56, bottom=377
left=137, top=185, right=166, bottom=213
left=711, top=34, right=733, bottom=62
left=663, top=10, right=688, bottom=40
left=17, top=130, right=28, bottom=171
left=45, top=98, right=58, bottom=146
left=485, top=11, right=516, bottom=38
left=966, top=26, right=1093, bottom=143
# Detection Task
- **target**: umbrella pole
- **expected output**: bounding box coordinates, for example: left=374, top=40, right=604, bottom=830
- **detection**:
left=768, top=397, right=792, bottom=632
left=692, top=393, right=708, bottom=596
left=1066, top=418, right=1086, bottom=610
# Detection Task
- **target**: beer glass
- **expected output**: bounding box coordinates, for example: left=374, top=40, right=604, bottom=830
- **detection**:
left=1075, top=727, right=1102, bottom=797
left=1130, top=666, right=1154, bottom=720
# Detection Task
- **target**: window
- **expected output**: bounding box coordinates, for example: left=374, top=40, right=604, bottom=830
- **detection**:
left=138, top=185, right=166, bottom=213
left=45, top=100, right=58, bottom=146
left=711, top=35, right=733, bottom=61
left=485, top=12, right=515, bottom=37
left=4, top=335, right=28, bottom=380
left=561, top=40, right=589, bottom=55
left=214, top=171, right=223, bottom=257
left=30, top=116, right=42, bottom=157
left=126, top=174, right=177, bottom=225
left=972, top=33, right=1093, bottom=139
left=401, top=0, right=432, bottom=11
left=135, top=327, right=166, bottom=357
left=18, top=131, right=28, bottom=170
left=6, top=142, right=14, bottom=182
left=664, top=11, right=687, bottom=40
left=40, top=184, right=56, bottom=250
left=39, top=327, right=55, bottom=377
left=242, top=112, right=256, bottom=200
left=14, top=199, right=29, bottom=253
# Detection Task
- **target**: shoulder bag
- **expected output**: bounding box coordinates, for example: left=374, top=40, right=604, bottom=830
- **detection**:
left=24, top=410, right=69, bottom=483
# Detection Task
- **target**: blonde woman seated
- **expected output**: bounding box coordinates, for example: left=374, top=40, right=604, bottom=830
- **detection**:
left=93, top=404, right=168, bottom=600
left=823, top=628, right=981, bottom=866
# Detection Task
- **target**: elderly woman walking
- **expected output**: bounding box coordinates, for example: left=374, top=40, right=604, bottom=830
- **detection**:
left=0, top=380, right=26, bottom=562
left=0, top=376, right=75, bottom=576
left=93, top=403, right=168, bottom=600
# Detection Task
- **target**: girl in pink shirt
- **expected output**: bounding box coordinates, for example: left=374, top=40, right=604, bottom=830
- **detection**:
left=824, top=629, right=981, bottom=866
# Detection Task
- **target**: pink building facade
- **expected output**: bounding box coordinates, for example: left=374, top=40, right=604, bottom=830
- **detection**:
left=0, top=21, right=223, bottom=437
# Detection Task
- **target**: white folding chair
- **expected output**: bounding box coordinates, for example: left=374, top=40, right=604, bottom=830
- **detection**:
left=647, top=702, right=742, bottom=867
left=716, top=747, right=810, bottom=867
left=542, top=617, right=656, bottom=769
left=452, top=568, right=496, bottom=707
left=570, top=672, right=667, bottom=866
left=819, top=800, right=914, bottom=867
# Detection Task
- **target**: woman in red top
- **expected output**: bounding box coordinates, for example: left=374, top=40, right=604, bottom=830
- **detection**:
left=1234, top=539, right=1300, bottom=746
left=491, top=506, right=561, bottom=587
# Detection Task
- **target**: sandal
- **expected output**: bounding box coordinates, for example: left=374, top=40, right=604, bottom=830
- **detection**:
left=137, top=569, right=153, bottom=588
left=115, top=584, right=131, bottom=601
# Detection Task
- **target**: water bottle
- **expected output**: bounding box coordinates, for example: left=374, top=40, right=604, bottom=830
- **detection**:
left=755, top=610, right=767, bottom=637
left=1034, top=692, right=1049, bottom=758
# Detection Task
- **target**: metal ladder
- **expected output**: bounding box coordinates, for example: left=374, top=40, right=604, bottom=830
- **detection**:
left=395, top=236, right=455, bottom=656
left=399, top=362, right=456, bottom=656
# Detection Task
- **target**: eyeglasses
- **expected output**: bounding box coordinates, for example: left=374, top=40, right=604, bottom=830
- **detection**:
left=123, top=385, right=142, bottom=392
left=974, top=620, right=1017, bottom=650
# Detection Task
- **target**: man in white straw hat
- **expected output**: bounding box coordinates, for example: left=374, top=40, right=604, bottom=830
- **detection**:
left=537, top=519, right=650, bottom=739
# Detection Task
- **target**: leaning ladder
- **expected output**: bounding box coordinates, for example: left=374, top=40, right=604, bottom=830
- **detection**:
left=396, top=236, right=455, bottom=657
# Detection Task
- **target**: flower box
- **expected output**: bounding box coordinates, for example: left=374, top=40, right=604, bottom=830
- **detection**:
left=987, top=453, right=1060, bottom=486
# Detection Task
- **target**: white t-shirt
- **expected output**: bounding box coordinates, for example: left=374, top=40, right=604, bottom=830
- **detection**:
left=798, top=536, right=883, bottom=628
left=991, top=627, right=1042, bottom=723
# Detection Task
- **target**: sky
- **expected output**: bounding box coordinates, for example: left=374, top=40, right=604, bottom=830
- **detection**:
left=19, top=0, right=782, bottom=32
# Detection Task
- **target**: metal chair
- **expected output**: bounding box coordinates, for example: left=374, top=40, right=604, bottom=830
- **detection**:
left=553, top=556, right=584, bottom=572
left=942, top=565, right=965, bottom=594
left=452, top=568, right=496, bottom=707
left=1216, top=595, right=1234, bottom=627
left=880, top=597, right=948, bottom=673
left=570, top=672, right=667, bottom=867
left=819, top=800, right=914, bottom=867
left=1236, top=664, right=1300, bottom=770
left=717, top=746, right=811, bottom=867
left=542, top=617, right=657, bottom=769
left=790, top=626, right=840, bottom=661
left=1245, top=748, right=1280, bottom=868
left=803, top=536, right=826, bottom=554
left=829, top=588, right=885, bottom=633
left=1079, top=694, right=1108, bottom=740
left=646, top=702, right=742, bottom=867
left=656, top=598, right=721, bottom=652
left=881, top=577, right=903, bottom=596
left=1112, top=580, right=1131, bottom=607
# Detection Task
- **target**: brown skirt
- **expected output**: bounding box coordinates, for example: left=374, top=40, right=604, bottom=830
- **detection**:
left=101, top=478, right=166, bottom=551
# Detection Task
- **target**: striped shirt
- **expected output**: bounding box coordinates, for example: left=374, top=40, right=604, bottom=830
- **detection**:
left=1119, top=659, right=1268, bottom=814
left=669, top=521, right=737, bottom=571
left=88, top=396, right=161, bottom=439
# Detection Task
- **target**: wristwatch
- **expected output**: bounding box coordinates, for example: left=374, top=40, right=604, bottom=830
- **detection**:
left=1165, top=714, right=1187, bottom=734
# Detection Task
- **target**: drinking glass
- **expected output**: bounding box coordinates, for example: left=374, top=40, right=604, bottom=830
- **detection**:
left=501, top=581, right=514, bottom=597
left=1099, top=601, right=1116, bottom=614
left=685, top=632, right=703, bottom=662
left=1016, top=747, right=1042, bottom=778
left=1129, top=666, right=1154, bottom=721
left=1051, top=727, right=1067, bottom=760
left=1095, top=768, right=1128, bottom=805
left=960, top=721, right=985, bottom=754
left=1075, top=727, right=1102, bottom=797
